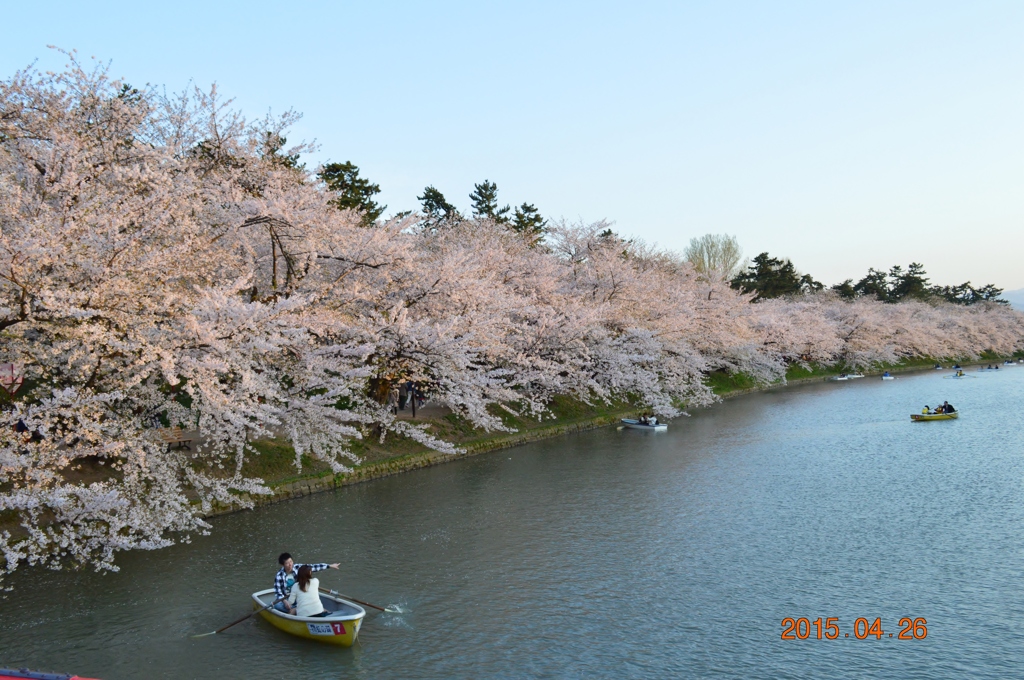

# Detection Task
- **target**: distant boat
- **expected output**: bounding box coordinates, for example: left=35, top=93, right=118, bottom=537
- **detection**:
left=620, top=418, right=668, bottom=432
left=831, top=373, right=865, bottom=381
left=881, top=375, right=896, bottom=380
left=911, top=412, right=959, bottom=421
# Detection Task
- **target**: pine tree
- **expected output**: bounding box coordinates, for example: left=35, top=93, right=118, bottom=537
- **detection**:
left=418, top=186, right=461, bottom=227
left=841, top=262, right=1005, bottom=305
left=511, top=202, right=547, bottom=244
left=469, top=180, right=511, bottom=223
left=262, top=133, right=303, bottom=170
left=932, top=282, right=1007, bottom=305
left=318, top=161, right=386, bottom=225
left=888, top=263, right=930, bottom=301
left=853, top=268, right=890, bottom=302
left=831, top=279, right=857, bottom=299
left=731, top=253, right=823, bottom=300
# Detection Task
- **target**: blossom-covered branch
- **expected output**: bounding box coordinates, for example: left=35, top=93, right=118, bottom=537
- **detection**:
left=2, top=54, right=1022, bottom=584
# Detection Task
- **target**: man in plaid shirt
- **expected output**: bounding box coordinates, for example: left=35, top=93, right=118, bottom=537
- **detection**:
left=273, top=552, right=340, bottom=612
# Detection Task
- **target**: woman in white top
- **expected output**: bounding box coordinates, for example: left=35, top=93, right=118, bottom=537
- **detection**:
left=287, top=564, right=328, bottom=617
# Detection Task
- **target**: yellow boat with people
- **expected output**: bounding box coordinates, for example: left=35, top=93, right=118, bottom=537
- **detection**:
left=252, top=588, right=365, bottom=646
left=910, top=411, right=958, bottom=421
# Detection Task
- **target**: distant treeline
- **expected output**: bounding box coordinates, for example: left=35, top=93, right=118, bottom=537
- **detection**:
left=320, top=162, right=547, bottom=244
left=732, top=254, right=1005, bottom=306
left=325, top=168, right=1004, bottom=308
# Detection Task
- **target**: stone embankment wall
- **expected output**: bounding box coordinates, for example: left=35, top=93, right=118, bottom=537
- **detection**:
left=204, top=411, right=630, bottom=517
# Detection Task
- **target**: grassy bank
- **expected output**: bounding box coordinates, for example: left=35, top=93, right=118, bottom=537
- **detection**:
left=208, top=353, right=1019, bottom=516
left=5, top=354, right=1016, bottom=545
left=215, top=395, right=637, bottom=516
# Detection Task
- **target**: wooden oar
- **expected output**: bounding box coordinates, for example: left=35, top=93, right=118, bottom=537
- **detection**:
left=192, top=596, right=284, bottom=637
left=320, top=587, right=400, bottom=613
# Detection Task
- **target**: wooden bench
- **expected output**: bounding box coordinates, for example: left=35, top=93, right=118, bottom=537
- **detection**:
left=156, top=427, right=196, bottom=450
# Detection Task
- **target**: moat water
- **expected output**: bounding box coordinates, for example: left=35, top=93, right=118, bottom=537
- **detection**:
left=3, top=367, right=1023, bottom=678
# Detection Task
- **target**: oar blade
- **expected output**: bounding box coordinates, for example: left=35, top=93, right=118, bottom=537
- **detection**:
left=192, top=596, right=283, bottom=638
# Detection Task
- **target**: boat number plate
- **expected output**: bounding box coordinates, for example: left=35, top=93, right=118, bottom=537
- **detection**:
left=307, top=622, right=346, bottom=636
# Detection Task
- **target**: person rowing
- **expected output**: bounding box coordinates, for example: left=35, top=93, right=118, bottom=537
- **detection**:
left=942, top=401, right=956, bottom=414
left=274, top=552, right=340, bottom=613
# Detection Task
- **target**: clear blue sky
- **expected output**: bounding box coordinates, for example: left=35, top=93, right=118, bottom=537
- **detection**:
left=4, top=1, right=1023, bottom=289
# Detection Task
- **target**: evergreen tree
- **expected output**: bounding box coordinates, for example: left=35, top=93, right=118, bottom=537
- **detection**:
left=469, top=180, right=511, bottom=223
left=932, top=282, right=971, bottom=305
left=262, top=133, right=303, bottom=170
left=841, top=262, right=1006, bottom=305
left=931, top=282, right=1007, bottom=305
left=731, top=253, right=823, bottom=300
left=972, top=283, right=1007, bottom=304
left=418, top=186, right=461, bottom=227
left=853, top=268, right=890, bottom=302
left=511, top=202, right=547, bottom=244
left=318, top=161, right=385, bottom=225
left=831, top=279, right=857, bottom=299
left=888, top=263, right=930, bottom=301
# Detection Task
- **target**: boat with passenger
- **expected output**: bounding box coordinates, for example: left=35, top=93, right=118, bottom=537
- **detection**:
left=911, top=412, right=959, bottom=421
left=621, top=418, right=668, bottom=432
left=252, top=588, right=365, bottom=646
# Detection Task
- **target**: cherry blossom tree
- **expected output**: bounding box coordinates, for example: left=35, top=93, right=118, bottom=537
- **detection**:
left=2, top=54, right=1023, bottom=586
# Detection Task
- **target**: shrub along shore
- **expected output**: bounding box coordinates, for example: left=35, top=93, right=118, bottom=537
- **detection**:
left=207, top=354, right=1016, bottom=518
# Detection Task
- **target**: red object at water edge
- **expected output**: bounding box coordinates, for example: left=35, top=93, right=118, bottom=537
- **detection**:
left=0, top=669, right=100, bottom=680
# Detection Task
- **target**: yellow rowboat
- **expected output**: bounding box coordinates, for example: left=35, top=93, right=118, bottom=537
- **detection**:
left=911, top=412, right=959, bottom=421
left=252, top=588, right=365, bottom=646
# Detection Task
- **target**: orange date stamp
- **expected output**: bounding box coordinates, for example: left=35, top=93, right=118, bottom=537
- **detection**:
left=780, top=617, right=927, bottom=640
